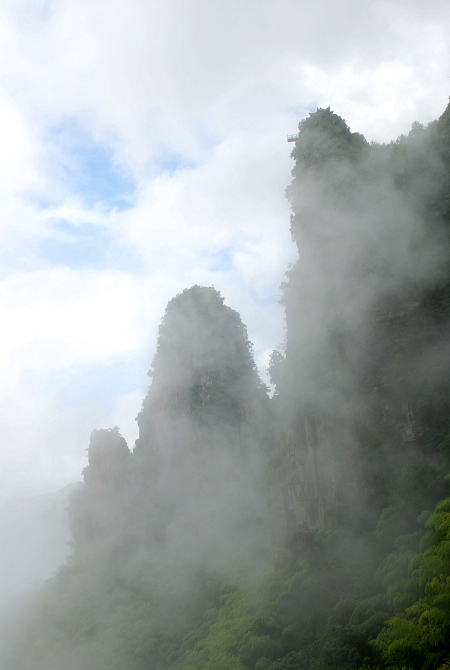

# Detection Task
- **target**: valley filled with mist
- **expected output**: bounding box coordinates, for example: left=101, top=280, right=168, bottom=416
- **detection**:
left=4, top=101, right=450, bottom=670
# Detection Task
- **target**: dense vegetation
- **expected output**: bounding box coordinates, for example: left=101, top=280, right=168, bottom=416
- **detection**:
left=7, top=101, right=450, bottom=670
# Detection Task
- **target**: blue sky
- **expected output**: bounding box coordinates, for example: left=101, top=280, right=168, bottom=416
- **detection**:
left=39, top=219, right=142, bottom=271
left=45, top=119, right=136, bottom=209
left=49, top=357, right=146, bottom=413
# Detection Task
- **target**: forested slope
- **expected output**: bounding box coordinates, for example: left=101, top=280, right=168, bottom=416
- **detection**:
left=7, top=101, right=450, bottom=670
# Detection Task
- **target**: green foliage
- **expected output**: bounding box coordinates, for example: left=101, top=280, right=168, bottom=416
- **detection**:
left=289, top=106, right=367, bottom=173
left=374, top=494, right=450, bottom=670
left=286, top=106, right=368, bottom=244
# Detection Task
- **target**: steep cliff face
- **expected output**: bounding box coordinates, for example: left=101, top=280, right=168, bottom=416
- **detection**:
left=133, top=285, right=272, bottom=561
left=271, top=105, right=450, bottom=548
left=269, top=109, right=369, bottom=543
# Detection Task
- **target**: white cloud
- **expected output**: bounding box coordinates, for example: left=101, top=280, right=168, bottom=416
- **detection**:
left=0, top=268, right=147, bottom=368
left=0, top=0, right=448, bottom=497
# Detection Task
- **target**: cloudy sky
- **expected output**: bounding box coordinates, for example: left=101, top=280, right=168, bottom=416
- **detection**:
left=0, top=0, right=448, bottom=501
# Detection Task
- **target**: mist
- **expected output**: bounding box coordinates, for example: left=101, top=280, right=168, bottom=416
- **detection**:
left=1, top=1, right=450, bottom=669
left=3, top=99, right=450, bottom=670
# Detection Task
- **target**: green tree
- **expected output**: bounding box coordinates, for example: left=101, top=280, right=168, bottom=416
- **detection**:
left=374, top=493, right=450, bottom=669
